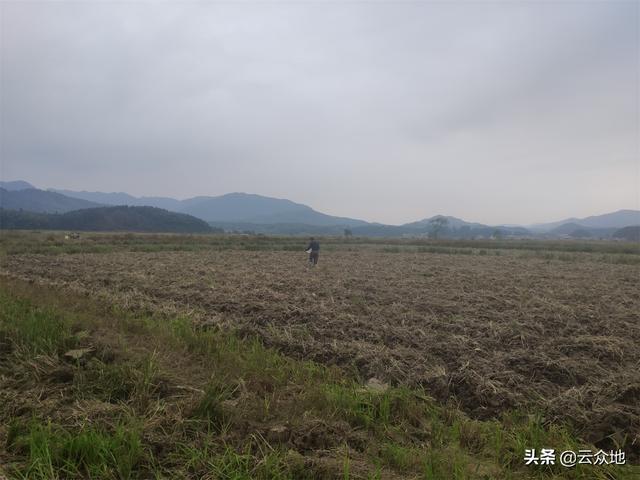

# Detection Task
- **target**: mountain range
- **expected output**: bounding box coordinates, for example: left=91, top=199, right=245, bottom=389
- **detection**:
left=0, top=187, right=101, bottom=213
left=529, top=209, right=640, bottom=231
left=50, top=188, right=367, bottom=227
left=0, top=180, right=638, bottom=238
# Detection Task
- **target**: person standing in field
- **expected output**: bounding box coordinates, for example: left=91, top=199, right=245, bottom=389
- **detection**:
left=306, top=237, right=320, bottom=266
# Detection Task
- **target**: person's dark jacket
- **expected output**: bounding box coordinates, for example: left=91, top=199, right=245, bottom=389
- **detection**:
left=307, top=240, right=320, bottom=252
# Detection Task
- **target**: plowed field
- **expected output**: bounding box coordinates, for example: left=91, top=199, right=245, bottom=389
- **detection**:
left=2, top=244, right=639, bottom=459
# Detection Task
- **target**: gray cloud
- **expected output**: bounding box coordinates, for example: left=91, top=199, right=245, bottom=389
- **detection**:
left=1, top=1, right=638, bottom=224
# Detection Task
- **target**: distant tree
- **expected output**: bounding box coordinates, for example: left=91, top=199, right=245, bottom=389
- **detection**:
left=344, top=228, right=353, bottom=238
left=429, top=217, right=449, bottom=239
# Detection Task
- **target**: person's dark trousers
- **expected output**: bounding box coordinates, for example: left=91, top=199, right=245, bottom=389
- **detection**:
left=310, top=251, right=319, bottom=265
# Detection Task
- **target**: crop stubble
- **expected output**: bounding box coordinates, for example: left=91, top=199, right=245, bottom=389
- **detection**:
left=2, top=249, right=639, bottom=458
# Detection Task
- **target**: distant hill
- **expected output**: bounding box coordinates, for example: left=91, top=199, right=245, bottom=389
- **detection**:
left=183, top=193, right=367, bottom=226
left=0, top=206, right=214, bottom=233
left=549, top=223, right=616, bottom=238
left=577, top=210, right=640, bottom=229
left=0, top=180, right=35, bottom=191
left=547, top=222, right=589, bottom=235
left=51, top=189, right=182, bottom=211
left=612, top=225, right=640, bottom=242
left=402, top=215, right=487, bottom=230
left=532, top=210, right=640, bottom=232
left=0, top=188, right=103, bottom=213
left=51, top=188, right=368, bottom=227
left=392, top=215, right=530, bottom=239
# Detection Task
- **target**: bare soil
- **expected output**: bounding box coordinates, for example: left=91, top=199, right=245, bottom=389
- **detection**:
left=2, top=249, right=639, bottom=458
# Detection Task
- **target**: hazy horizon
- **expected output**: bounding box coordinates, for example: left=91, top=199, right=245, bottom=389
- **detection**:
left=2, top=176, right=637, bottom=228
left=1, top=1, right=638, bottom=225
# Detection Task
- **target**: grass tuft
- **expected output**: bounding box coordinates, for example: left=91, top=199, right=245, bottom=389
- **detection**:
left=7, top=421, right=143, bottom=480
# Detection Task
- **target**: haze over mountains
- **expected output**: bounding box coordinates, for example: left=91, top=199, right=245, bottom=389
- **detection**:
left=0, top=180, right=36, bottom=191
left=0, top=186, right=101, bottom=213
left=530, top=210, right=640, bottom=231
left=50, top=188, right=367, bottom=227
left=0, top=180, right=638, bottom=238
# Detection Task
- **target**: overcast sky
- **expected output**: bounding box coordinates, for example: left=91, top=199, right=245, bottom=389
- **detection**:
left=1, top=1, right=638, bottom=225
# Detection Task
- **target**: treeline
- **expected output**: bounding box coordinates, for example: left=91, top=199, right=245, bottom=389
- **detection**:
left=350, top=224, right=531, bottom=238
left=0, top=206, right=219, bottom=233
left=210, top=221, right=531, bottom=238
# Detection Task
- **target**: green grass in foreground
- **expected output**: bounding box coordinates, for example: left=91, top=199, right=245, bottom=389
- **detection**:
left=0, top=283, right=637, bottom=479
